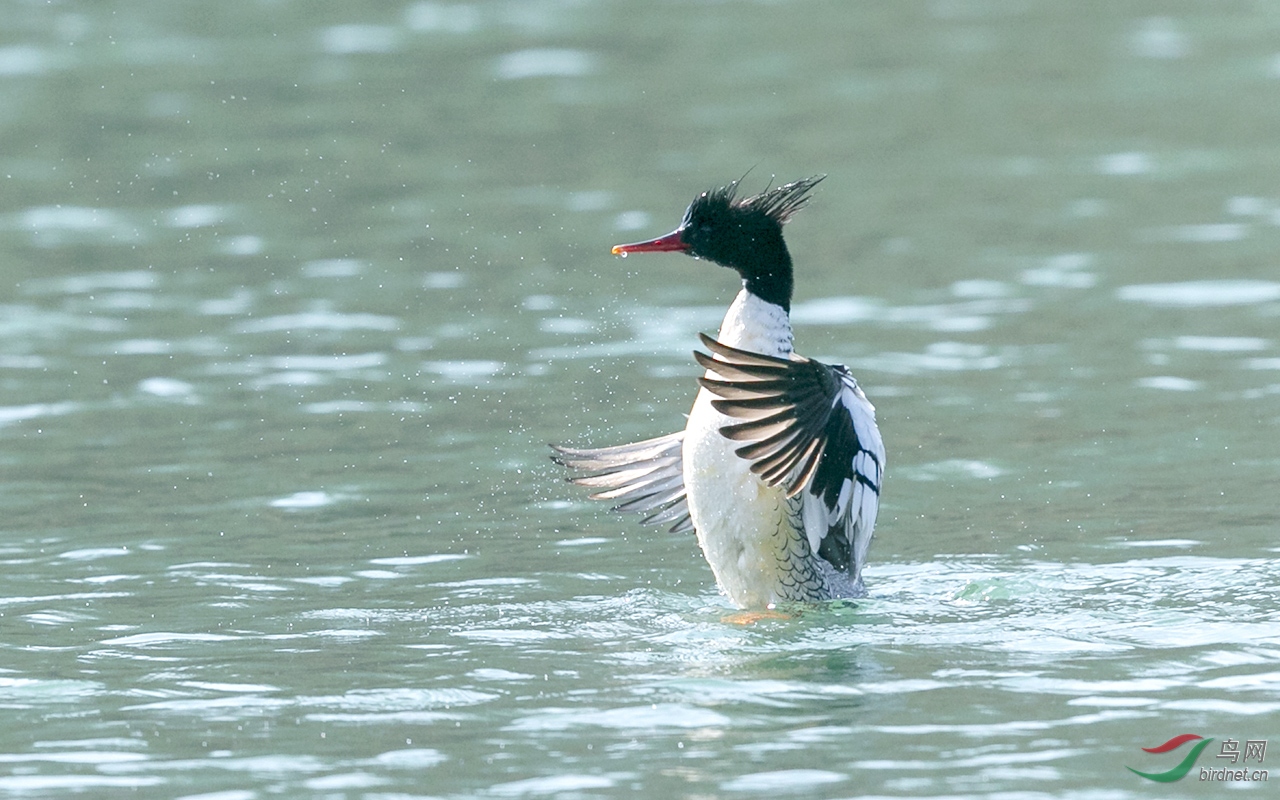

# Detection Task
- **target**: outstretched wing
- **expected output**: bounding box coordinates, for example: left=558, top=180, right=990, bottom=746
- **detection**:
left=694, top=333, right=884, bottom=580
left=550, top=432, right=693, bottom=534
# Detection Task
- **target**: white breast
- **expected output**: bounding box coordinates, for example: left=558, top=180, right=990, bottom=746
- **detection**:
left=682, top=290, right=813, bottom=608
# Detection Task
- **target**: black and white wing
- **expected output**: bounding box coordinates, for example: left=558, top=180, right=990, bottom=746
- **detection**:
left=550, top=432, right=693, bottom=534
left=694, top=333, right=885, bottom=580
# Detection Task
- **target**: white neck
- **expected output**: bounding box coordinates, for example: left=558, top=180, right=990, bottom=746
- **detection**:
left=716, top=289, right=793, bottom=358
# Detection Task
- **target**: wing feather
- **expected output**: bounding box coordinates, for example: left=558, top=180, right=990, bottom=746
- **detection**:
left=693, top=334, right=885, bottom=584
left=551, top=431, right=693, bottom=534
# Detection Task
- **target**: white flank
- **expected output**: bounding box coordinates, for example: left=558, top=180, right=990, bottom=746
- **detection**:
left=683, top=290, right=804, bottom=607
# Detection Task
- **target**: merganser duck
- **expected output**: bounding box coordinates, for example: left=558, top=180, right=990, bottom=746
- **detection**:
left=552, top=177, right=885, bottom=608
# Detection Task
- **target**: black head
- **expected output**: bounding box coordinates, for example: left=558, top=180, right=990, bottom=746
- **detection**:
left=612, top=176, right=825, bottom=310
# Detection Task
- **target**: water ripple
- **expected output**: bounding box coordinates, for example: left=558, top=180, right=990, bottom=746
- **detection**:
left=15, top=207, right=146, bottom=246
left=489, top=774, right=618, bottom=796
left=238, top=313, right=399, bottom=333
left=721, top=769, right=846, bottom=793
left=791, top=295, right=1031, bottom=330
left=507, top=703, right=731, bottom=732
left=1117, top=279, right=1280, bottom=306
left=319, top=24, right=401, bottom=55
left=0, top=44, right=57, bottom=76
left=495, top=49, right=595, bottom=80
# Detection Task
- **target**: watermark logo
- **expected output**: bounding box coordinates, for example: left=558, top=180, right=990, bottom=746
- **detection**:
left=1127, top=734, right=1268, bottom=783
left=1127, top=734, right=1214, bottom=782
